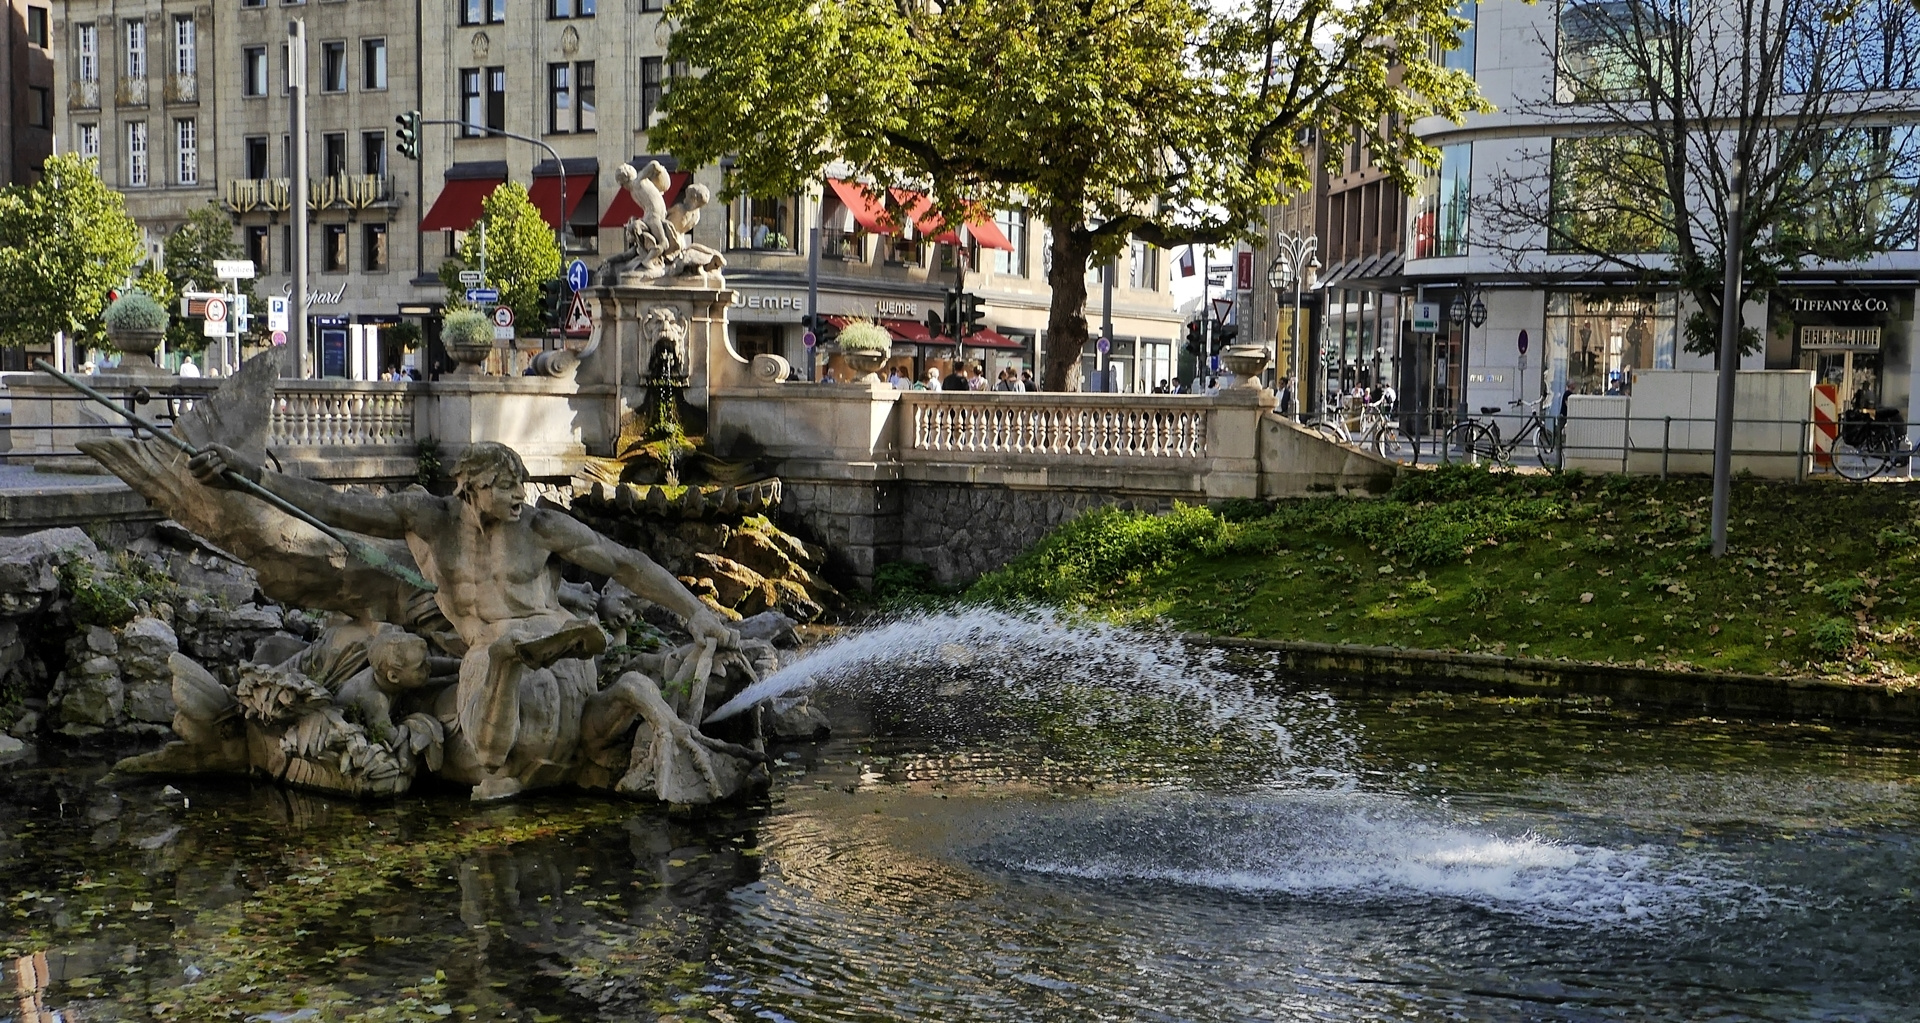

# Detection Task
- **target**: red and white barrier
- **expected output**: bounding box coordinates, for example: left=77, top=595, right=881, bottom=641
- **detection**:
left=1811, top=383, right=1839, bottom=468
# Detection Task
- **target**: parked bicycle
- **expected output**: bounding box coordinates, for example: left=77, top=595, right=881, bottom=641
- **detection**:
left=1445, top=397, right=1561, bottom=468
left=1830, top=408, right=1914, bottom=481
left=1305, top=397, right=1419, bottom=462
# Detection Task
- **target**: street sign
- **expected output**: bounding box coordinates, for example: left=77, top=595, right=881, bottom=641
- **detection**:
left=802, top=331, right=817, bottom=348
left=1096, top=336, right=1111, bottom=355
left=494, top=325, right=515, bottom=341
left=458, top=270, right=485, bottom=286
left=266, top=296, right=289, bottom=332
left=492, top=306, right=514, bottom=328
left=1211, top=298, right=1235, bottom=323
left=1412, top=302, right=1440, bottom=334
left=203, top=296, right=227, bottom=324
left=271, top=330, right=287, bottom=346
left=1517, top=329, right=1530, bottom=354
left=566, top=259, right=590, bottom=293
left=465, top=287, right=500, bottom=304
left=213, top=259, right=257, bottom=280
left=563, top=292, right=593, bottom=337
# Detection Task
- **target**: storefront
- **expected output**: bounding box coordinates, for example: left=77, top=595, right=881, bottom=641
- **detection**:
left=1767, top=288, right=1913, bottom=413
left=728, top=283, right=1036, bottom=385
left=1544, top=291, right=1680, bottom=398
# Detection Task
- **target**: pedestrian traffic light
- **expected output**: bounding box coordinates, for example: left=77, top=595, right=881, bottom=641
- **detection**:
left=395, top=110, right=422, bottom=161
left=540, top=278, right=568, bottom=330
left=957, top=293, right=985, bottom=337
left=1183, top=318, right=1204, bottom=356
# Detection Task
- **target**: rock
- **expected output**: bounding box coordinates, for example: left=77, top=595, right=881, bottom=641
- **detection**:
left=691, top=553, right=765, bottom=609
left=8, top=709, right=41, bottom=738
left=250, top=632, right=311, bottom=666
left=767, top=695, right=830, bottom=739
left=85, top=626, right=120, bottom=655
left=49, top=670, right=124, bottom=727
left=0, top=733, right=27, bottom=762
left=118, top=616, right=179, bottom=681
left=735, top=611, right=799, bottom=648
left=124, top=680, right=176, bottom=724
left=723, top=529, right=798, bottom=580
left=768, top=579, right=824, bottom=624
left=0, top=526, right=95, bottom=615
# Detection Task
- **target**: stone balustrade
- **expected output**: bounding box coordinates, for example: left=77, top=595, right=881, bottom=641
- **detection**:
left=903, top=393, right=1211, bottom=461
left=270, top=381, right=418, bottom=449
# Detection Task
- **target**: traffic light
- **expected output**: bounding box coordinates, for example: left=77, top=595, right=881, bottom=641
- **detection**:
left=800, top=314, right=841, bottom=346
left=941, top=290, right=961, bottom=336
left=1216, top=322, right=1238, bottom=345
left=957, top=293, right=985, bottom=337
left=395, top=110, right=422, bottom=161
left=540, top=278, right=568, bottom=330
left=1183, top=318, right=1204, bottom=356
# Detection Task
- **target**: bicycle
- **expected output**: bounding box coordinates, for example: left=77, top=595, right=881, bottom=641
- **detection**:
left=1830, top=410, right=1914, bottom=481
left=1303, top=399, right=1420, bottom=462
left=1444, top=397, right=1561, bottom=468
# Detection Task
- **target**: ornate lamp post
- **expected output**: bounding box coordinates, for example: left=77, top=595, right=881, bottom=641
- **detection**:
left=1450, top=287, right=1487, bottom=419
left=1267, top=232, right=1320, bottom=417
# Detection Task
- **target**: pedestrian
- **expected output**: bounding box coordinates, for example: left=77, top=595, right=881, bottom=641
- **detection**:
left=1021, top=369, right=1036, bottom=391
left=1205, top=376, right=1220, bottom=396
left=177, top=356, right=201, bottom=378
left=943, top=364, right=969, bottom=392
left=925, top=367, right=943, bottom=391
left=1277, top=376, right=1296, bottom=415
left=889, top=367, right=909, bottom=389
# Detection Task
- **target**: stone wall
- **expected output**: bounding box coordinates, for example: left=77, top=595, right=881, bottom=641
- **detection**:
left=896, top=483, right=1171, bottom=584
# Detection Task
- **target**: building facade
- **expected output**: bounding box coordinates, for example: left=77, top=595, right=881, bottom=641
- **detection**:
left=2, top=0, right=54, bottom=186
left=50, top=0, right=1181, bottom=384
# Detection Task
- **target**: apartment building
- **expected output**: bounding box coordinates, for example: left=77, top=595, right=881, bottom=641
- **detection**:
left=2, top=0, right=54, bottom=186
left=53, top=0, right=1180, bottom=382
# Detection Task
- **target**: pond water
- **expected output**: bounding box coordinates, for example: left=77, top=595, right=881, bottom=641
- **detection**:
left=3, top=616, right=1918, bottom=1022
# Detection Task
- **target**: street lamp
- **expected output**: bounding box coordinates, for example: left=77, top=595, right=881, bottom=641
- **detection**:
left=1451, top=286, right=1488, bottom=419
left=1268, top=232, right=1320, bottom=417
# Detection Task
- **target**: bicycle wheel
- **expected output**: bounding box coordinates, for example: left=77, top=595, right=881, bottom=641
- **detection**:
left=1373, top=422, right=1412, bottom=462
left=1446, top=422, right=1497, bottom=464
left=1830, top=438, right=1890, bottom=481
left=1309, top=418, right=1349, bottom=445
left=1531, top=423, right=1560, bottom=469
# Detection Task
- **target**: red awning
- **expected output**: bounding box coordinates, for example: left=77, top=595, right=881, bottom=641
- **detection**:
left=883, top=187, right=1011, bottom=249
left=597, top=171, right=692, bottom=227
left=419, top=177, right=503, bottom=231
left=529, top=173, right=595, bottom=229
left=880, top=318, right=941, bottom=344
left=826, top=178, right=892, bottom=235
left=959, top=328, right=1024, bottom=349
left=967, top=218, right=1015, bottom=252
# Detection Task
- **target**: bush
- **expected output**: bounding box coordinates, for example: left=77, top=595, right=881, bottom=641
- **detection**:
left=58, top=555, right=175, bottom=628
left=969, top=504, right=1226, bottom=605
left=836, top=319, right=892, bottom=353
left=1809, top=616, right=1857, bottom=659
left=103, top=289, right=169, bottom=333
left=442, top=309, right=492, bottom=348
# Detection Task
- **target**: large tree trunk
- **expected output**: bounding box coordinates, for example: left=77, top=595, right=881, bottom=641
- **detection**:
left=1041, top=214, right=1095, bottom=392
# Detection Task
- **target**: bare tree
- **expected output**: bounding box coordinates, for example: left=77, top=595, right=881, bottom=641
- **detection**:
left=1477, top=0, right=1920, bottom=360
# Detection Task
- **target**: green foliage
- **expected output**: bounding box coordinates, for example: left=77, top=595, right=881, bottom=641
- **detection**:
left=57, top=555, right=176, bottom=628
left=162, top=203, right=259, bottom=355
left=443, top=182, right=562, bottom=333
left=654, top=0, right=1485, bottom=387
left=102, top=289, right=169, bottom=333
left=0, top=153, right=148, bottom=348
left=388, top=320, right=422, bottom=352
left=414, top=436, right=442, bottom=489
left=441, top=308, right=492, bottom=348
left=835, top=319, right=891, bottom=352
left=968, top=504, right=1226, bottom=605
left=1809, top=616, right=1857, bottom=659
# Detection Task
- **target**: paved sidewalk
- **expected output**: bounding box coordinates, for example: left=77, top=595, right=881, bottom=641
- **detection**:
left=0, top=463, right=127, bottom=491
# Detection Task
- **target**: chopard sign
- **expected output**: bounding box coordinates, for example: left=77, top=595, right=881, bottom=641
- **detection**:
left=1789, top=297, right=1890, bottom=313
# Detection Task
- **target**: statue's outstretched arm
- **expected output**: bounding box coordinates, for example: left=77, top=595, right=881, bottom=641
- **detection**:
left=533, top=510, right=738, bottom=649
left=189, top=443, right=422, bottom=539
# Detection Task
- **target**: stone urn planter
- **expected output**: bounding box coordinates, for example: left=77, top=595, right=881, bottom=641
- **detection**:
left=836, top=320, right=893, bottom=383
left=101, top=289, right=170, bottom=376
left=442, top=308, right=495, bottom=375
left=1220, top=343, right=1273, bottom=388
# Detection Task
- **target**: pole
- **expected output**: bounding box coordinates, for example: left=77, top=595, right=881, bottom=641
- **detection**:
left=805, top=223, right=819, bottom=382
left=1201, top=245, right=1211, bottom=388
left=288, top=18, right=308, bottom=378
left=1710, top=158, right=1747, bottom=558
left=1101, top=257, right=1114, bottom=391
left=1292, top=276, right=1303, bottom=418
left=1457, top=291, right=1471, bottom=422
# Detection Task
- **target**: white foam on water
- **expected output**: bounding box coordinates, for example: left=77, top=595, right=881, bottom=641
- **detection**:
left=989, top=791, right=1781, bottom=930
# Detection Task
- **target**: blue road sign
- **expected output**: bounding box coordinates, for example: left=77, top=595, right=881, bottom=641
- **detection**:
left=802, top=331, right=817, bottom=348
left=465, top=287, right=500, bottom=304
left=566, top=259, right=590, bottom=293
left=1096, top=335, right=1111, bottom=355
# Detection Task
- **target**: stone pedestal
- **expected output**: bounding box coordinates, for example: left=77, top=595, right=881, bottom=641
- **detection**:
left=575, top=280, right=745, bottom=456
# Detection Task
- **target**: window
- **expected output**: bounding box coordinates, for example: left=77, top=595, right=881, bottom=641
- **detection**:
left=362, top=131, right=386, bottom=176
left=1786, top=1, right=1920, bottom=93
left=77, top=24, right=98, bottom=82
left=461, top=0, right=506, bottom=25
left=550, top=0, right=596, bottom=15
left=640, top=57, right=664, bottom=127
left=487, top=66, right=506, bottom=132
left=243, top=46, right=268, bottom=96
left=28, top=87, right=50, bottom=129
left=362, top=38, right=387, bottom=90
left=728, top=194, right=795, bottom=251
left=1556, top=0, right=1674, bottom=104
left=242, top=0, right=266, bottom=8
left=363, top=224, right=388, bottom=271
left=548, top=63, right=570, bottom=133
left=175, top=118, right=197, bottom=185
left=1545, top=291, right=1678, bottom=397
left=990, top=208, right=1027, bottom=276
left=27, top=6, right=47, bottom=48
left=127, top=121, right=148, bottom=186
left=172, top=15, right=196, bottom=77
left=125, top=19, right=147, bottom=79
left=1440, top=0, right=1474, bottom=74
left=282, top=224, right=293, bottom=270
left=323, top=132, right=346, bottom=177
left=246, top=226, right=270, bottom=274
left=1548, top=135, right=1672, bottom=254
left=322, top=41, right=346, bottom=92
left=78, top=124, right=100, bottom=160
left=1408, top=142, right=1470, bottom=258
left=1128, top=239, right=1157, bottom=289
left=323, top=224, right=347, bottom=271
left=641, top=0, right=663, bottom=11
left=548, top=62, right=595, bottom=133
left=460, top=68, right=482, bottom=135
left=245, top=135, right=269, bottom=179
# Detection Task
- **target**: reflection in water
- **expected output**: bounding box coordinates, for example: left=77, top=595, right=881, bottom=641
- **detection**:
left=2, top=672, right=1919, bottom=1021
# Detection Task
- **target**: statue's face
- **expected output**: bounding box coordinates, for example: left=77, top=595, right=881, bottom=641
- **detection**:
left=643, top=309, right=685, bottom=348
left=372, top=636, right=430, bottom=689
left=468, top=474, right=525, bottom=524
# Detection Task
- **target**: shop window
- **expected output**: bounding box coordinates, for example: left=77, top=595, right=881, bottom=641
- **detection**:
left=1556, top=0, right=1675, bottom=104
left=1544, top=291, right=1678, bottom=398
left=363, top=223, right=388, bottom=271
left=1408, top=142, right=1470, bottom=258
left=728, top=194, right=795, bottom=251
left=323, top=223, right=347, bottom=271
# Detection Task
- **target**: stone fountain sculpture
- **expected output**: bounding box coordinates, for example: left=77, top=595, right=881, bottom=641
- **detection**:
left=78, top=357, right=775, bottom=805
left=601, top=161, right=728, bottom=287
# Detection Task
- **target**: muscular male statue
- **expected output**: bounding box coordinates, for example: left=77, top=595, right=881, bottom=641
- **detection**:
left=189, top=440, right=742, bottom=801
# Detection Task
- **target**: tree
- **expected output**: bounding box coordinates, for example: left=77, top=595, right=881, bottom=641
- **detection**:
left=0, top=153, right=149, bottom=350
left=163, top=203, right=258, bottom=355
left=1479, top=0, right=1920, bottom=359
left=439, top=182, right=561, bottom=335
left=654, top=0, right=1485, bottom=390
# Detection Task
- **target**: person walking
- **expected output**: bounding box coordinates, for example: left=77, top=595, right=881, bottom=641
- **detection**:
left=1020, top=369, right=1036, bottom=391
left=943, top=364, right=970, bottom=392
left=925, top=367, right=944, bottom=391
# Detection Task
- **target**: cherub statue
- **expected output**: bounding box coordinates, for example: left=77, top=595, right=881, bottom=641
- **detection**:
left=601, top=161, right=727, bottom=286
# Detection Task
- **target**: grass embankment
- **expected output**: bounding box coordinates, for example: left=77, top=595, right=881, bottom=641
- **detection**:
left=958, top=466, right=1920, bottom=683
